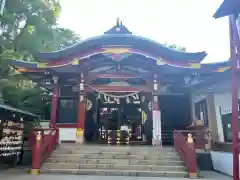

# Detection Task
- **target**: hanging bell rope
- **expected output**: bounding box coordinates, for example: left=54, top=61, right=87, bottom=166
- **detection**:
left=85, top=84, right=143, bottom=98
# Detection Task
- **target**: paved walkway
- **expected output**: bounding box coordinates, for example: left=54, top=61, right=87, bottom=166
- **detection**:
left=0, top=171, right=231, bottom=180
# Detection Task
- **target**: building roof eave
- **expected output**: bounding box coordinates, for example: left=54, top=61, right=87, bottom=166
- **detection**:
left=0, top=103, right=38, bottom=117
left=36, top=34, right=207, bottom=63
left=213, top=0, right=240, bottom=19
left=8, top=58, right=232, bottom=74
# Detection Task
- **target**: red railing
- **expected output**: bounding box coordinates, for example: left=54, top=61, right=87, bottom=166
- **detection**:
left=28, top=128, right=59, bottom=174
left=173, top=130, right=198, bottom=178
left=175, top=129, right=209, bottom=150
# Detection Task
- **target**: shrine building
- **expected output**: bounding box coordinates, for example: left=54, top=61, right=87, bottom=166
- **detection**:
left=8, top=19, right=234, bottom=145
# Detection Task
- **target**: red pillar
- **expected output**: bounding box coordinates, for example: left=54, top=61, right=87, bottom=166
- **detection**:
left=30, top=131, right=42, bottom=175
left=76, top=73, right=85, bottom=144
left=76, top=99, right=85, bottom=134
left=50, top=84, right=59, bottom=128
left=230, top=16, right=239, bottom=180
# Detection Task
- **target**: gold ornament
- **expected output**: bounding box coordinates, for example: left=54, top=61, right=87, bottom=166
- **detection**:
left=86, top=100, right=92, bottom=111
left=142, top=111, right=147, bottom=123
left=76, top=128, right=84, bottom=137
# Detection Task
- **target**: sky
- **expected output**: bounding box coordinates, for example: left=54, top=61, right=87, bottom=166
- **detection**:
left=58, top=0, right=229, bottom=63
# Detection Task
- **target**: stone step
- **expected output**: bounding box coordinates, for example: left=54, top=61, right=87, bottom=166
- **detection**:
left=43, top=162, right=186, bottom=172
left=50, top=153, right=180, bottom=160
left=46, top=157, right=184, bottom=166
left=56, top=145, right=174, bottom=151
left=40, top=168, right=188, bottom=177
left=53, top=149, right=177, bottom=155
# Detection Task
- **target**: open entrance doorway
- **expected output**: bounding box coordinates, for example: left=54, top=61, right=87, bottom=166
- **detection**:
left=84, top=93, right=143, bottom=145
left=98, top=97, right=143, bottom=145
left=84, top=93, right=192, bottom=146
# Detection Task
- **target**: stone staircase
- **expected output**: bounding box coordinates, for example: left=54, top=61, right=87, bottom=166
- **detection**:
left=41, top=145, right=188, bottom=177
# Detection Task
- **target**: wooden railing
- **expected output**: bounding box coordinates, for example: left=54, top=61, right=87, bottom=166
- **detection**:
left=28, top=128, right=59, bottom=174
left=175, top=129, right=210, bottom=150
left=173, top=130, right=199, bottom=178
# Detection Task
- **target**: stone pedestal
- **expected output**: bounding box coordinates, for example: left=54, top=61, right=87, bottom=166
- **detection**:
left=152, top=138, right=162, bottom=146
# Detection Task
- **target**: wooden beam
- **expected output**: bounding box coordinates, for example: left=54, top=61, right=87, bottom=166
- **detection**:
left=89, top=72, right=140, bottom=79
left=86, top=85, right=152, bottom=92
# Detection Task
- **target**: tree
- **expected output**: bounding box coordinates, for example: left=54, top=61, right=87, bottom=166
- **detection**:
left=0, top=0, right=80, bottom=116
left=44, top=27, right=80, bottom=51
left=0, top=0, right=80, bottom=66
left=164, top=43, right=186, bottom=52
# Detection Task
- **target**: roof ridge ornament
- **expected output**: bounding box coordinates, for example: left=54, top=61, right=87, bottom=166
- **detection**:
left=116, top=18, right=123, bottom=26
left=104, top=18, right=132, bottom=34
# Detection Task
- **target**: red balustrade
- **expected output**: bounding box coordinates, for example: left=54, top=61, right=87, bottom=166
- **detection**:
left=175, top=129, right=209, bottom=150
left=28, top=128, right=59, bottom=174
left=173, top=130, right=198, bottom=178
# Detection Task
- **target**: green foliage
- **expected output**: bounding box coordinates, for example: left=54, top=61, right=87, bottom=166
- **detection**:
left=0, top=0, right=80, bottom=117
left=0, top=79, right=45, bottom=115
left=0, top=0, right=80, bottom=63
left=164, top=43, right=186, bottom=52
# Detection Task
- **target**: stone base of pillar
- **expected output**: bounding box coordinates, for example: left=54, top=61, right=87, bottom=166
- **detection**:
left=76, top=128, right=84, bottom=144
left=29, top=169, right=40, bottom=175
left=152, top=139, right=162, bottom=147
left=189, top=172, right=199, bottom=179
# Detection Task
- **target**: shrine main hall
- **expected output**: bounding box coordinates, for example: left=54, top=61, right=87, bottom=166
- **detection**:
left=8, top=20, right=233, bottom=146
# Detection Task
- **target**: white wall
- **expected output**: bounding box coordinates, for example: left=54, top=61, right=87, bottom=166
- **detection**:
left=211, top=151, right=240, bottom=176
left=39, top=121, right=77, bottom=142
left=213, top=93, right=230, bottom=142
left=191, top=80, right=240, bottom=143
left=59, top=128, right=76, bottom=142
left=213, top=88, right=240, bottom=142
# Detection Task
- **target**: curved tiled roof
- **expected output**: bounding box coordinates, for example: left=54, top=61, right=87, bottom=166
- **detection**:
left=36, top=21, right=207, bottom=63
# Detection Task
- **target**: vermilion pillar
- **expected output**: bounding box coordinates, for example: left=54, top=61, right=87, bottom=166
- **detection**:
left=50, top=76, right=59, bottom=128
left=229, top=16, right=239, bottom=180
left=76, top=73, right=85, bottom=144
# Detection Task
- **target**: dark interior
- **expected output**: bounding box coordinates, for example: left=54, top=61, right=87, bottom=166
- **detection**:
left=160, top=94, right=192, bottom=145
left=83, top=93, right=192, bottom=145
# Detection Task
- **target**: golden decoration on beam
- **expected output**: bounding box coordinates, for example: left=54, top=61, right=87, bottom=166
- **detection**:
left=72, top=58, right=79, bottom=65
left=37, top=62, right=48, bottom=68
left=216, top=66, right=230, bottom=72
left=156, top=59, right=165, bottom=65
left=188, top=63, right=201, bottom=69
left=102, top=48, right=131, bottom=54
